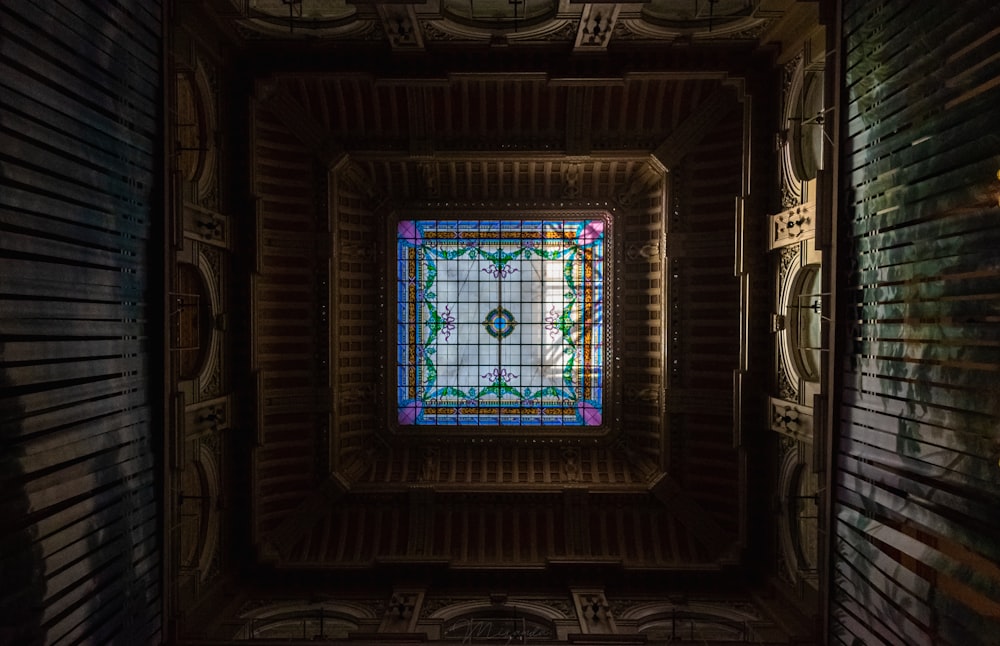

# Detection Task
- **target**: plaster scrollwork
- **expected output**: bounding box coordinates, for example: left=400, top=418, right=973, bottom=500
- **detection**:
left=420, top=20, right=468, bottom=42
left=776, top=361, right=798, bottom=401
left=626, top=240, right=660, bottom=262
left=783, top=52, right=804, bottom=96
left=625, top=384, right=660, bottom=403
left=530, top=19, right=579, bottom=42
left=535, top=598, right=575, bottom=618
left=780, top=184, right=801, bottom=209
left=611, top=20, right=643, bottom=41
left=722, top=18, right=772, bottom=40
left=562, top=162, right=582, bottom=198
left=560, top=447, right=581, bottom=482
left=419, top=597, right=460, bottom=619
left=778, top=244, right=800, bottom=285
left=418, top=447, right=440, bottom=483
left=338, top=161, right=383, bottom=205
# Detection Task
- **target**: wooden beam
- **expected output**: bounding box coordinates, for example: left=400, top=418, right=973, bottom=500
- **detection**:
left=652, top=87, right=737, bottom=170
left=648, top=474, right=728, bottom=558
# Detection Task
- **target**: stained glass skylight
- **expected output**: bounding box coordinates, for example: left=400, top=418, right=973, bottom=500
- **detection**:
left=396, top=218, right=605, bottom=427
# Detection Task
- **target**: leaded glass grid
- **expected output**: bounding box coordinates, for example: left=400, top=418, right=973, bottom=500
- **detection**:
left=396, top=218, right=605, bottom=427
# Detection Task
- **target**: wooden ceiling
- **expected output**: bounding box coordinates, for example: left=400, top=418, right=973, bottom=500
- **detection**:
left=219, top=0, right=792, bottom=578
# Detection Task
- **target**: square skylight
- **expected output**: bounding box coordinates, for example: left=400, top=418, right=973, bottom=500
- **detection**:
left=396, top=218, right=605, bottom=427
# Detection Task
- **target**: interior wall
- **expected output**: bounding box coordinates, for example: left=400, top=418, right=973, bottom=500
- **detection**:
left=0, top=2, right=163, bottom=643
left=832, top=0, right=1000, bottom=642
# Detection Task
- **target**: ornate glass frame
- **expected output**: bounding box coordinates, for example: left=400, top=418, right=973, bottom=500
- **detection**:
left=388, top=211, right=615, bottom=436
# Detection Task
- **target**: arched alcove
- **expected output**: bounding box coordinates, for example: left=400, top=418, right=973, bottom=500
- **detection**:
left=783, top=62, right=825, bottom=184
left=441, top=0, right=557, bottom=30
left=178, top=444, right=221, bottom=581
left=173, top=262, right=214, bottom=379
left=776, top=447, right=819, bottom=588
left=780, top=263, right=823, bottom=386
left=175, top=61, right=217, bottom=203
left=235, top=601, right=375, bottom=640
left=620, top=601, right=762, bottom=642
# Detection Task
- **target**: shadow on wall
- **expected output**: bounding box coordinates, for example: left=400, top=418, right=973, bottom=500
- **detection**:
left=0, top=347, right=46, bottom=646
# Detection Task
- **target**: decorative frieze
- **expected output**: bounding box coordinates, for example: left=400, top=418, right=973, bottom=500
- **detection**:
left=377, top=5, right=424, bottom=49
left=770, top=202, right=817, bottom=249
left=575, top=5, right=620, bottom=50
left=769, top=397, right=814, bottom=442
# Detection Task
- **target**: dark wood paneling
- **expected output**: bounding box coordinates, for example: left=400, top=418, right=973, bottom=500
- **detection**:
left=252, top=104, right=324, bottom=538
left=833, top=1, right=1000, bottom=643
left=666, top=110, right=744, bottom=537
left=0, top=1, right=162, bottom=643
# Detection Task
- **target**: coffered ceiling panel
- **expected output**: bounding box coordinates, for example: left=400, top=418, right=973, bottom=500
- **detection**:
left=271, top=73, right=731, bottom=155
left=250, top=62, right=750, bottom=573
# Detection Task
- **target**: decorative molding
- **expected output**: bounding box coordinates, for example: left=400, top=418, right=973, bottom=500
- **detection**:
left=769, top=397, right=814, bottom=442
left=422, top=597, right=572, bottom=621
left=571, top=589, right=616, bottom=634
left=197, top=247, right=225, bottom=400
left=560, top=447, right=581, bottom=482
left=776, top=358, right=798, bottom=401
left=561, top=162, right=583, bottom=198
left=625, top=239, right=660, bottom=262
left=617, top=161, right=662, bottom=208
left=610, top=20, right=644, bottom=41
left=337, top=160, right=385, bottom=205
left=380, top=588, right=425, bottom=632
left=420, top=20, right=469, bottom=42
left=625, top=384, right=660, bottom=404
left=530, top=19, right=579, bottom=42
left=782, top=51, right=805, bottom=96
left=185, top=396, right=230, bottom=437
left=770, top=201, right=816, bottom=249
left=777, top=244, right=800, bottom=285
left=377, top=5, right=424, bottom=49
left=723, top=17, right=773, bottom=40
left=417, top=447, right=440, bottom=483
left=575, top=5, right=620, bottom=50
left=183, top=203, right=229, bottom=249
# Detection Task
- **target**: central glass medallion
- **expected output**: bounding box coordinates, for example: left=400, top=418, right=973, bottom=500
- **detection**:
left=396, top=218, right=605, bottom=427
left=482, top=306, right=518, bottom=339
